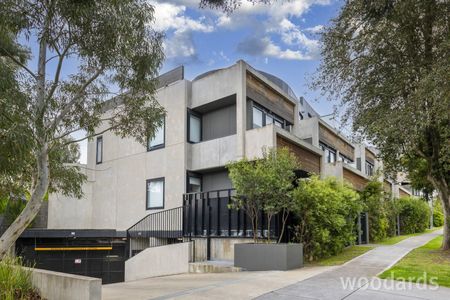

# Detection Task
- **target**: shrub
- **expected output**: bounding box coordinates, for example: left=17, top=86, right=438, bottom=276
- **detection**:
left=0, top=256, right=41, bottom=300
left=360, top=180, right=399, bottom=242
left=397, top=197, right=430, bottom=234
left=291, top=176, right=363, bottom=261
left=433, top=199, right=444, bottom=227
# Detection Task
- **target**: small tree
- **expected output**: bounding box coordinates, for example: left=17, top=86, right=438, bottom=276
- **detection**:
left=226, top=147, right=299, bottom=243
left=0, top=0, right=164, bottom=258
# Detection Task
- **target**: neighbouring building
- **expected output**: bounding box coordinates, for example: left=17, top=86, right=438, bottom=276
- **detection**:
left=15, top=60, right=411, bottom=283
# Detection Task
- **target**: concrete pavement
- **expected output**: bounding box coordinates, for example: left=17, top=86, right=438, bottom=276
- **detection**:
left=258, top=229, right=448, bottom=300
left=103, top=266, right=335, bottom=299
left=103, top=230, right=450, bottom=300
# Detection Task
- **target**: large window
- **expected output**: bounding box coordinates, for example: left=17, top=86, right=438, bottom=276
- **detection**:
left=146, top=178, right=164, bottom=209
left=320, top=142, right=336, bottom=163
left=96, top=136, right=103, bottom=164
left=188, top=112, right=201, bottom=143
left=148, top=118, right=165, bottom=151
left=365, top=161, right=374, bottom=177
left=251, top=104, right=288, bottom=130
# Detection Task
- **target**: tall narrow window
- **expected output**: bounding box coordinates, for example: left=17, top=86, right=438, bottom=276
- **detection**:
left=365, top=161, right=374, bottom=176
left=96, top=136, right=103, bottom=164
left=188, top=112, right=201, bottom=143
left=148, top=118, right=165, bottom=151
left=146, top=178, right=164, bottom=209
left=187, top=174, right=202, bottom=193
left=252, top=106, right=263, bottom=128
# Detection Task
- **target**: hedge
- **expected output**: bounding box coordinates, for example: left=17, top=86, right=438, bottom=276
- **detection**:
left=397, top=196, right=430, bottom=234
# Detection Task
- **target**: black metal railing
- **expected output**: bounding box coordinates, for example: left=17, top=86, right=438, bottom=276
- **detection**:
left=127, top=206, right=184, bottom=257
left=183, top=189, right=281, bottom=240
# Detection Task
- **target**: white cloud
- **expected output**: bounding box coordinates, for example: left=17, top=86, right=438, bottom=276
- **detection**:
left=149, top=1, right=214, bottom=61
left=238, top=36, right=312, bottom=60
left=305, top=24, right=324, bottom=33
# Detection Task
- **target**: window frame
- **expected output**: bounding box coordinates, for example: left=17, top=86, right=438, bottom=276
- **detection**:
left=186, top=171, right=202, bottom=193
left=147, top=117, right=166, bottom=151
left=319, top=142, right=337, bottom=163
left=96, top=136, right=103, bottom=164
left=146, top=177, right=165, bottom=210
left=187, top=110, right=202, bottom=143
left=365, top=160, right=374, bottom=177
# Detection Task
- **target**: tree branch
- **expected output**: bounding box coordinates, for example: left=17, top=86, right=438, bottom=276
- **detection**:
left=0, top=46, right=37, bottom=80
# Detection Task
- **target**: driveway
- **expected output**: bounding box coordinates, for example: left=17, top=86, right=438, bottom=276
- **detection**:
left=258, top=229, right=449, bottom=300
left=103, top=230, right=450, bottom=300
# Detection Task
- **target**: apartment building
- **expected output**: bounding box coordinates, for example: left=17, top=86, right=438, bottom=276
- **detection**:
left=16, top=60, right=410, bottom=283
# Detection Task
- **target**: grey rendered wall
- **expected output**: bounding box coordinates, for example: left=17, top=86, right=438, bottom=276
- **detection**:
left=202, top=170, right=232, bottom=192
left=31, top=268, right=101, bottom=300
left=202, top=104, right=236, bottom=141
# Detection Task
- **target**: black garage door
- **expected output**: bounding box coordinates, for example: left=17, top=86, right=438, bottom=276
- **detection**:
left=16, top=237, right=126, bottom=284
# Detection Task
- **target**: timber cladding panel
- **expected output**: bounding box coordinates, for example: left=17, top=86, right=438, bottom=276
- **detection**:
left=319, top=124, right=355, bottom=160
left=365, top=149, right=376, bottom=164
left=343, top=168, right=369, bottom=191
left=277, top=136, right=321, bottom=174
left=246, top=71, right=295, bottom=124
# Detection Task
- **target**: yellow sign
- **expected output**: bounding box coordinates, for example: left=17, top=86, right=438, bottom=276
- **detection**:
left=34, top=247, right=112, bottom=251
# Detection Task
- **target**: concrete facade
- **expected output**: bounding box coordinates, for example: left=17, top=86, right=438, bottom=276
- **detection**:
left=125, top=242, right=192, bottom=281
left=31, top=268, right=101, bottom=300
left=47, top=59, right=410, bottom=235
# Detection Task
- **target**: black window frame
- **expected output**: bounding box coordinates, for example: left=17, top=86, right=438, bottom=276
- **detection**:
left=319, top=141, right=337, bottom=163
left=251, top=103, right=289, bottom=130
left=96, top=136, right=103, bottom=164
left=186, top=171, right=203, bottom=193
left=147, top=117, right=166, bottom=151
left=365, top=160, right=374, bottom=177
left=187, top=110, right=202, bottom=144
left=146, top=177, right=165, bottom=210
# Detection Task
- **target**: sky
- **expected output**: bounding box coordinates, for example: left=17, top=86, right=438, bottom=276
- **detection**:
left=155, top=0, right=343, bottom=113
left=23, top=0, right=345, bottom=164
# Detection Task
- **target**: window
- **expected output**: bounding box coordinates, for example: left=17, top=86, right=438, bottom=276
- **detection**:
left=96, top=136, right=103, bottom=164
left=188, top=112, right=201, bottom=143
left=365, top=161, right=374, bottom=176
left=252, top=106, right=264, bottom=128
left=339, top=154, right=353, bottom=164
left=266, top=114, right=273, bottom=125
left=274, top=119, right=283, bottom=128
left=146, top=178, right=164, bottom=209
left=148, top=118, right=165, bottom=151
left=187, top=173, right=202, bottom=193
left=320, top=142, right=336, bottom=163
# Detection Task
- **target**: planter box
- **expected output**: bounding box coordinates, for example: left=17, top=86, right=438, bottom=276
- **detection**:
left=234, top=243, right=303, bottom=271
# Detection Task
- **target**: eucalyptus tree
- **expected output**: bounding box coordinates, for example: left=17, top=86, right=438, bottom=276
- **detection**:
left=0, top=0, right=165, bottom=258
left=315, top=0, right=450, bottom=249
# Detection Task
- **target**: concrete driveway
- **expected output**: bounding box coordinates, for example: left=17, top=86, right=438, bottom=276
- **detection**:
left=103, top=230, right=450, bottom=300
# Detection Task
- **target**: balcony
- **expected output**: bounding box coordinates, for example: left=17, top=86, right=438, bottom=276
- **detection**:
left=188, top=135, right=237, bottom=171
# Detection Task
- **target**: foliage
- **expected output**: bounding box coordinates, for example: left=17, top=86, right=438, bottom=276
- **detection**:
left=433, top=199, right=444, bottom=227
left=0, top=256, right=41, bottom=300
left=291, top=176, right=363, bottom=261
left=316, top=0, right=450, bottom=249
left=226, top=147, right=299, bottom=243
left=0, top=0, right=165, bottom=256
left=397, top=197, right=430, bottom=234
left=360, top=179, right=398, bottom=242
left=379, top=236, right=450, bottom=288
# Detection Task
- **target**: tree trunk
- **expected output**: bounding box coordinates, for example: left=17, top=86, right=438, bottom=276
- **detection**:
left=430, top=178, right=450, bottom=250
left=0, top=145, right=49, bottom=259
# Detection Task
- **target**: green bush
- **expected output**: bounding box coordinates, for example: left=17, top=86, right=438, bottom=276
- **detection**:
left=291, top=176, right=363, bottom=261
left=360, top=180, right=399, bottom=242
left=433, top=199, right=444, bottom=227
left=398, top=196, right=430, bottom=234
left=0, top=256, right=41, bottom=300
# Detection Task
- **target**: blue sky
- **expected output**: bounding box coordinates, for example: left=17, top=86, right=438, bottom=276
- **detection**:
left=155, top=0, right=343, bottom=115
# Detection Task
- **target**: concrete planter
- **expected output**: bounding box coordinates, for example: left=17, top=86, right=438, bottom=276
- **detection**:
left=234, top=243, right=303, bottom=271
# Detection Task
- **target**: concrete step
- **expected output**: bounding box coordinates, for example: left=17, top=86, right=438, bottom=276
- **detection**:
left=189, top=260, right=244, bottom=273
